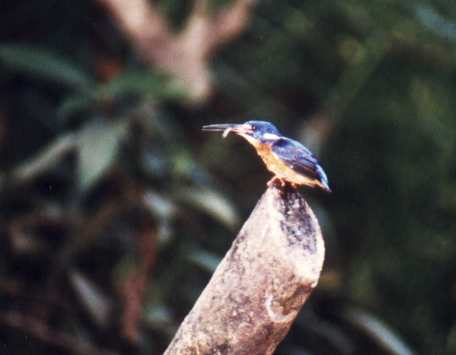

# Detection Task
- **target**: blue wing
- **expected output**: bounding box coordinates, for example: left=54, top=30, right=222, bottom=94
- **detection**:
left=271, top=138, right=330, bottom=189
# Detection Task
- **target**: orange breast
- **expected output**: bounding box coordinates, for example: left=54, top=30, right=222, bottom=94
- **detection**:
left=254, top=143, right=318, bottom=187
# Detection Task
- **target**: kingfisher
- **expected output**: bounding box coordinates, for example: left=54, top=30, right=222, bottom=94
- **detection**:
left=202, top=120, right=331, bottom=192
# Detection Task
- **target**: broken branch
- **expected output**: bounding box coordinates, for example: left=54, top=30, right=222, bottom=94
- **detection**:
left=164, top=185, right=325, bottom=354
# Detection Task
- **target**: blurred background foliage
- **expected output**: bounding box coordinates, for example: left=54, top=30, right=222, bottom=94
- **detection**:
left=1, top=0, right=455, bottom=354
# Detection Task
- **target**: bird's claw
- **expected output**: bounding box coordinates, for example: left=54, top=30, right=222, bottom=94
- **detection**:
left=267, top=177, right=286, bottom=188
left=267, top=177, right=301, bottom=192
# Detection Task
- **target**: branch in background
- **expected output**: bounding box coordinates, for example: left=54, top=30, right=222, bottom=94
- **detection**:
left=164, top=186, right=325, bottom=354
left=120, top=222, right=157, bottom=342
left=97, top=0, right=257, bottom=103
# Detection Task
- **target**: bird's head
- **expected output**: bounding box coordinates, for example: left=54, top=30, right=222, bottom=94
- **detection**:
left=202, top=120, right=282, bottom=146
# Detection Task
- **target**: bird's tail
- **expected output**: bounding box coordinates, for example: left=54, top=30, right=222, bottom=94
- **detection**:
left=317, top=165, right=331, bottom=192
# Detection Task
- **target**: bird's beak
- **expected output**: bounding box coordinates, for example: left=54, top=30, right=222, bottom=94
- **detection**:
left=202, top=123, right=253, bottom=138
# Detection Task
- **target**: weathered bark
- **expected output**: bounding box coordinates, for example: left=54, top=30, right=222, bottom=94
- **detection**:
left=164, top=185, right=325, bottom=355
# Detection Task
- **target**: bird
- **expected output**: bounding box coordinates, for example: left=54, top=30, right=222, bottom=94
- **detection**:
left=202, top=120, right=331, bottom=192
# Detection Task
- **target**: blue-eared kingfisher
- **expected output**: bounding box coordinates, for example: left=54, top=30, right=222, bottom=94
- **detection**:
left=202, top=120, right=331, bottom=192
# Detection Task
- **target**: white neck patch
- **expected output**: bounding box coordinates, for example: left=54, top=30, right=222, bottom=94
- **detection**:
left=263, top=133, right=280, bottom=140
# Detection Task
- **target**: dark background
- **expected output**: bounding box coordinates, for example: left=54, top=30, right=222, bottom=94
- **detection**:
left=1, top=1, right=455, bottom=354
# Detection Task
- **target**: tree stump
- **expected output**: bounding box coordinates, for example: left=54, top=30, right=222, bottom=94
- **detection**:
left=164, top=185, right=325, bottom=355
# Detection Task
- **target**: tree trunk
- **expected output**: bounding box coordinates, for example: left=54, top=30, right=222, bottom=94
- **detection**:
left=164, top=185, right=325, bottom=355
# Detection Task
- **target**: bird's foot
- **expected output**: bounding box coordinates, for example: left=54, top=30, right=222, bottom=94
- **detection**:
left=267, top=177, right=276, bottom=187
left=267, top=177, right=286, bottom=188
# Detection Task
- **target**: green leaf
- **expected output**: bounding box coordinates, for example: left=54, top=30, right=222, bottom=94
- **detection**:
left=58, top=71, right=186, bottom=118
left=12, top=134, right=77, bottom=183
left=187, top=248, right=221, bottom=273
left=78, top=120, right=128, bottom=191
left=57, top=93, right=94, bottom=118
left=143, top=191, right=177, bottom=220
left=0, top=44, right=92, bottom=89
left=144, top=304, right=173, bottom=326
left=177, top=186, right=240, bottom=229
left=95, top=71, right=186, bottom=100
left=344, top=307, right=416, bottom=355
left=69, top=270, right=112, bottom=328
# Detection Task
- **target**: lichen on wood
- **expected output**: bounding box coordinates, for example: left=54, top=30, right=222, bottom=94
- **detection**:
left=164, top=185, right=325, bottom=355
